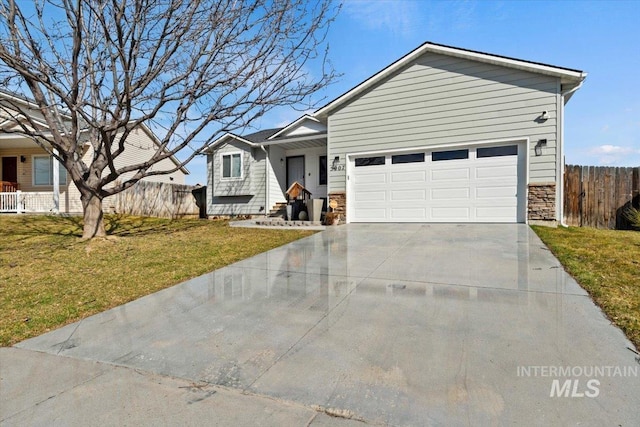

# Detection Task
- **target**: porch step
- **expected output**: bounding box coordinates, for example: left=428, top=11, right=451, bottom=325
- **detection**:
left=268, top=202, right=287, bottom=217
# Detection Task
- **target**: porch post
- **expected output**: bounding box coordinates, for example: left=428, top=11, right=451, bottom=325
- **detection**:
left=16, top=190, right=22, bottom=214
left=52, top=149, right=60, bottom=213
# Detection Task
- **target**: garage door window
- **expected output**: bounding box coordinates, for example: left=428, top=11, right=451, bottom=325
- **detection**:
left=355, top=156, right=385, bottom=167
left=392, top=153, right=425, bottom=164
left=432, top=149, right=468, bottom=161
left=477, top=145, right=518, bottom=158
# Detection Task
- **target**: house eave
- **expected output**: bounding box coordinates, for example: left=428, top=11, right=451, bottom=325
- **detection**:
left=201, top=133, right=258, bottom=153
left=261, top=133, right=327, bottom=146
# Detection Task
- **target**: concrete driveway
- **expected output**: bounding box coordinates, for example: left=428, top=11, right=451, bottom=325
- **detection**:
left=2, top=224, right=639, bottom=426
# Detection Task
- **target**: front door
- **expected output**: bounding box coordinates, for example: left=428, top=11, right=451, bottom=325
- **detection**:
left=2, top=157, right=18, bottom=183
left=286, top=156, right=305, bottom=189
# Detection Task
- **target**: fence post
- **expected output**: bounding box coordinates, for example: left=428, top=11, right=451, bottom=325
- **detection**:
left=16, top=190, right=22, bottom=214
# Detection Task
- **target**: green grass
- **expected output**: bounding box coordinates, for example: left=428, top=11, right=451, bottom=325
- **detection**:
left=0, top=214, right=315, bottom=346
left=532, top=225, right=640, bottom=350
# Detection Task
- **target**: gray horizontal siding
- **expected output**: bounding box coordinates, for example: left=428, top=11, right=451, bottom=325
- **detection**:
left=329, top=51, right=560, bottom=192
left=267, top=145, right=287, bottom=207
left=330, top=92, right=555, bottom=124
left=207, top=141, right=266, bottom=215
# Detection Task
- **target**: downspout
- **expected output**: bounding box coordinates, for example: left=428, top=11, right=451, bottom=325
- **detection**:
left=558, top=80, right=584, bottom=227
left=260, top=145, right=269, bottom=216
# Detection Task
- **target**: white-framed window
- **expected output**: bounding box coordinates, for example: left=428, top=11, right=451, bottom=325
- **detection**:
left=221, top=152, right=242, bottom=179
left=33, top=155, right=67, bottom=186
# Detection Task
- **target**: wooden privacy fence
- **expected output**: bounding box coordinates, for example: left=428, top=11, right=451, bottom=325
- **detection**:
left=106, top=181, right=200, bottom=219
left=564, top=165, right=640, bottom=229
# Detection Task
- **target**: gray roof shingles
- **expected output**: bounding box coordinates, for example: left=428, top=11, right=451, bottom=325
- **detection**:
left=242, top=128, right=283, bottom=143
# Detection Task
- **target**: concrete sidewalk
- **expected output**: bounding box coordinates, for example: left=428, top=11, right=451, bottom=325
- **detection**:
left=1, top=347, right=362, bottom=426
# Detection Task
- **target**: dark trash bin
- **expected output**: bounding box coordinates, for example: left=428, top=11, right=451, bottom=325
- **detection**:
left=288, top=199, right=307, bottom=220
left=191, top=185, right=207, bottom=219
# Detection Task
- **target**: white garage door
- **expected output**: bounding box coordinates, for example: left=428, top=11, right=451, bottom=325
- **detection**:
left=350, top=144, right=525, bottom=223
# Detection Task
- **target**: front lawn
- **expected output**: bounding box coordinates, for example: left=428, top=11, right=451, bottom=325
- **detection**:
left=0, top=215, right=315, bottom=346
left=532, top=225, right=640, bottom=350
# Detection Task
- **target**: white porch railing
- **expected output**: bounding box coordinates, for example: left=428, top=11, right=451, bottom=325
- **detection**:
left=0, top=191, right=56, bottom=213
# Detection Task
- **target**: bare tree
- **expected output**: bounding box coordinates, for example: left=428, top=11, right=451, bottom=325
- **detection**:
left=0, top=0, right=338, bottom=238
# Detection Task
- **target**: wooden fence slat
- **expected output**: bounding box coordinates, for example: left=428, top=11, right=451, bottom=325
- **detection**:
left=566, top=165, right=580, bottom=226
left=107, top=181, right=200, bottom=219
left=631, top=168, right=640, bottom=209
left=564, top=164, right=640, bottom=229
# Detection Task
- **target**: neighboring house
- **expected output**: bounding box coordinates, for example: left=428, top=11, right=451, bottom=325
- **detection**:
left=0, top=90, right=188, bottom=214
left=205, top=41, right=586, bottom=224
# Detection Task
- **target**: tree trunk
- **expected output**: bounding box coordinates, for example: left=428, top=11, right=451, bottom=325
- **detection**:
left=81, top=193, right=106, bottom=238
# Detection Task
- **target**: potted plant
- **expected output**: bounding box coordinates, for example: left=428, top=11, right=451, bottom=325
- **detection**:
left=324, top=211, right=339, bottom=225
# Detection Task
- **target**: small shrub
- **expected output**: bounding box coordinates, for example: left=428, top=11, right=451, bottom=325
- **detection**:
left=624, top=206, right=640, bottom=230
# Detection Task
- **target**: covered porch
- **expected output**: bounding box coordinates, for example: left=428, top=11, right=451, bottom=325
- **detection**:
left=263, top=134, right=328, bottom=215
left=0, top=135, right=68, bottom=214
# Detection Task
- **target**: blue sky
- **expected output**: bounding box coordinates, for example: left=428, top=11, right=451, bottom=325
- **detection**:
left=186, top=0, right=640, bottom=184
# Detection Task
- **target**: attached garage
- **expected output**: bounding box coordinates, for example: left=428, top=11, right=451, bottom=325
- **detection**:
left=206, top=42, right=586, bottom=226
left=348, top=141, right=527, bottom=223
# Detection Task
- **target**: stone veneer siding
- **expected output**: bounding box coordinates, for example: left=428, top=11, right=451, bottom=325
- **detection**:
left=528, top=183, right=556, bottom=221
left=328, top=192, right=346, bottom=221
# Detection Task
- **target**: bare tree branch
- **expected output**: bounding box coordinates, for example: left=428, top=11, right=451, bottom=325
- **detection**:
left=0, top=0, right=339, bottom=237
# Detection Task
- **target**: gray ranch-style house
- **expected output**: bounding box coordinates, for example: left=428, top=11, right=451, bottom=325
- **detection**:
left=204, top=42, right=586, bottom=225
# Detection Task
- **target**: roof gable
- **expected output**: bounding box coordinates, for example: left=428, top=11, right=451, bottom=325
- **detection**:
left=314, top=41, right=587, bottom=119
left=203, top=132, right=259, bottom=153
left=268, top=115, right=326, bottom=139
left=1, top=91, right=188, bottom=174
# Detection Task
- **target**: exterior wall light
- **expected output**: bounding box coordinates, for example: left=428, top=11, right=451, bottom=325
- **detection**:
left=535, top=139, right=547, bottom=156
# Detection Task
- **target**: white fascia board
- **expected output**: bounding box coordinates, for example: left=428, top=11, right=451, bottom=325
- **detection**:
left=314, top=42, right=586, bottom=119
left=267, top=115, right=323, bottom=140
left=0, top=90, right=74, bottom=121
left=0, top=90, right=41, bottom=110
left=200, top=133, right=257, bottom=153
left=424, top=43, right=586, bottom=81
left=0, top=112, right=50, bottom=130
left=260, top=133, right=327, bottom=146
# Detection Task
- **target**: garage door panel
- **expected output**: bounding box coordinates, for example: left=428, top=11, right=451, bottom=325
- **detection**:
left=476, top=186, right=516, bottom=198
left=431, top=207, right=470, bottom=220
left=474, top=199, right=517, bottom=208
left=390, top=170, right=426, bottom=183
left=476, top=165, right=517, bottom=179
left=354, top=190, right=387, bottom=202
left=476, top=206, right=517, bottom=219
left=354, top=208, right=387, bottom=220
left=431, top=167, right=471, bottom=182
left=354, top=172, right=387, bottom=184
left=431, top=187, right=470, bottom=200
left=431, top=168, right=470, bottom=181
left=391, top=189, right=427, bottom=201
left=351, top=143, right=523, bottom=223
left=391, top=208, right=426, bottom=220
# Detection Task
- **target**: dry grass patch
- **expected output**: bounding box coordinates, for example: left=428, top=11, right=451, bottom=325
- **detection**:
left=532, top=225, right=640, bottom=350
left=0, top=214, right=315, bottom=346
